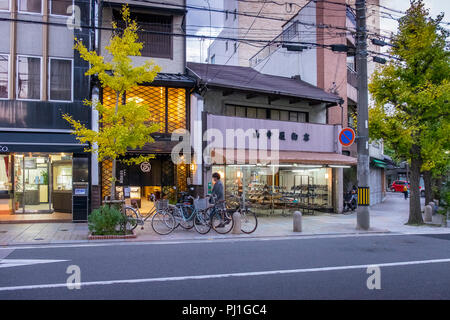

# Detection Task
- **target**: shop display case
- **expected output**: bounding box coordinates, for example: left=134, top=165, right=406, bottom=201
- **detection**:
left=52, top=161, right=73, bottom=213
left=219, top=165, right=333, bottom=216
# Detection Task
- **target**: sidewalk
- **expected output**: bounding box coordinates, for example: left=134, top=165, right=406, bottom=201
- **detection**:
left=0, top=193, right=448, bottom=246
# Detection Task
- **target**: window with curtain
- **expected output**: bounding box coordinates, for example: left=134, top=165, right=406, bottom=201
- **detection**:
left=0, top=0, right=9, bottom=10
left=49, top=58, right=72, bottom=101
left=0, top=54, right=8, bottom=98
left=17, top=56, right=41, bottom=100
left=51, top=0, right=72, bottom=15
left=19, top=0, right=42, bottom=13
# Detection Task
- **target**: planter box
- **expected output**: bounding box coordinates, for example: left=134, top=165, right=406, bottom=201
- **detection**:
left=88, top=232, right=136, bottom=240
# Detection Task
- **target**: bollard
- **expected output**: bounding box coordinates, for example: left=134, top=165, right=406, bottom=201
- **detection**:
left=429, top=202, right=435, bottom=215
left=424, top=205, right=432, bottom=222
left=293, top=211, right=302, bottom=232
left=232, top=211, right=241, bottom=234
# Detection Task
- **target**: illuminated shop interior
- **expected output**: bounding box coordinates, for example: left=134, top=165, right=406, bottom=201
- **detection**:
left=211, top=164, right=347, bottom=215
left=0, top=153, right=74, bottom=217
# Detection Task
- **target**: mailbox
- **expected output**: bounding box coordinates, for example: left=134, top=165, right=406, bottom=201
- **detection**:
left=73, top=182, right=89, bottom=222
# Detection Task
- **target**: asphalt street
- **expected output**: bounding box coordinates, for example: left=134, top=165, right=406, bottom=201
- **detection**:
left=0, top=233, right=450, bottom=300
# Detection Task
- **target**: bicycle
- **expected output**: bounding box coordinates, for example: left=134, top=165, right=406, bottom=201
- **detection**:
left=122, top=199, right=175, bottom=235
left=227, top=195, right=258, bottom=234
left=206, top=197, right=234, bottom=234
left=171, top=194, right=197, bottom=231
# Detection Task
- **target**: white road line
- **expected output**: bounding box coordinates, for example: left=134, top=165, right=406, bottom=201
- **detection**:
left=1, top=258, right=450, bottom=292
left=0, top=259, right=69, bottom=269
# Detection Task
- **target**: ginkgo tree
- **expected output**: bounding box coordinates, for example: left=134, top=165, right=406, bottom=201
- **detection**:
left=369, top=0, right=450, bottom=224
left=64, top=5, right=161, bottom=200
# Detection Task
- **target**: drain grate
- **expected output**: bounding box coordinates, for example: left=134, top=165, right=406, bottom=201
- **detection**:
left=34, top=238, right=45, bottom=241
left=0, top=231, right=7, bottom=234
left=59, top=229, right=69, bottom=232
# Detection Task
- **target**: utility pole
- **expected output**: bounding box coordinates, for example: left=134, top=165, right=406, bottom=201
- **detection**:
left=356, top=0, right=370, bottom=230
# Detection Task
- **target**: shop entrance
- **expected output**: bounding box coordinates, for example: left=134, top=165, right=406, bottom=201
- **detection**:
left=13, top=153, right=73, bottom=214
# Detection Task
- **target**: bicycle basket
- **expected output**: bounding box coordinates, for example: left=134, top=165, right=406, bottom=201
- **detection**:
left=194, top=198, right=208, bottom=211
left=156, top=199, right=169, bottom=210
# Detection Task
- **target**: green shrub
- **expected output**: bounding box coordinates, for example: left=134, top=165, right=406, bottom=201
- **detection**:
left=88, top=205, right=127, bottom=235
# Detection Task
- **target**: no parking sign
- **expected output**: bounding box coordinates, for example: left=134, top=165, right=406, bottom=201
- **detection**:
left=339, top=128, right=356, bottom=147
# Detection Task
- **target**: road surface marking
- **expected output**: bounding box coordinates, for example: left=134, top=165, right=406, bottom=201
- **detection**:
left=0, top=259, right=68, bottom=269
left=0, top=258, right=450, bottom=292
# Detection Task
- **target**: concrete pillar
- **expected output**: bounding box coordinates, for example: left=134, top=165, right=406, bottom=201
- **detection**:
left=424, top=205, right=432, bottom=222
left=232, top=211, right=241, bottom=234
left=293, top=211, right=302, bottom=232
left=333, top=168, right=344, bottom=213
left=429, top=202, right=435, bottom=215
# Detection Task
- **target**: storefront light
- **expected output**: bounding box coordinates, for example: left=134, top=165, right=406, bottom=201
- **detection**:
left=296, top=164, right=323, bottom=168
left=329, top=165, right=351, bottom=168
left=228, top=164, right=256, bottom=167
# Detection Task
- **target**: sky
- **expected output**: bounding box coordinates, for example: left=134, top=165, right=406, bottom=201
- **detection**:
left=186, top=0, right=450, bottom=63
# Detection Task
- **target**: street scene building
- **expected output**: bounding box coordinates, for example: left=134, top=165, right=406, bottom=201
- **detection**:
left=187, top=62, right=355, bottom=213
left=97, top=0, right=194, bottom=212
left=0, top=0, right=449, bottom=303
left=0, top=0, right=92, bottom=222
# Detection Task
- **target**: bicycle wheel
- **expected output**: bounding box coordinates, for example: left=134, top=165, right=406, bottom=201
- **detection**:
left=211, top=209, right=234, bottom=234
left=124, top=206, right=140, bottom=231
left=193, top=210, right=211, bottom=234
left=240, top=209, right=258, bottom=234
left=178, top=206, right=195, bottom=229
left=151, top=210, right=175, bottom=235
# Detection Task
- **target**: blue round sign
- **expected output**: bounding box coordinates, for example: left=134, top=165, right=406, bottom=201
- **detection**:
left=339, top=128, right=356, bottom=147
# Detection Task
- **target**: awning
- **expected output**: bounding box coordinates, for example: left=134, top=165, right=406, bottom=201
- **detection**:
left=210, top=149, right=357, bottom=166
left=371, top=158, right=387, bottom=168
left=0, top=132, right=88, bottom=153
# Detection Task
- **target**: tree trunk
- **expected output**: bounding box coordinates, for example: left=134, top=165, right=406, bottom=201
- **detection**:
left=110, top=158, right=116, bottom=201
left=423, top=170, right=433, bottom=205
left=407, top=144, right=424, bottom=224
left=109, top=91, right=120, bottom=201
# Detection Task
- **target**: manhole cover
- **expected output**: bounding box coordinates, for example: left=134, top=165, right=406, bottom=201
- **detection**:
left=59, top=229, right=69, bottom=232
left=0, top=231, right=7, bottom=234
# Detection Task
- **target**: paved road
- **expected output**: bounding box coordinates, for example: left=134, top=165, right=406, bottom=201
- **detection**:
left=1, top=233, right=450, bottom=300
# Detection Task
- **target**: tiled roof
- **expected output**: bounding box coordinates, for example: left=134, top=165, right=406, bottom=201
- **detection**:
left=187, top=62, right=341, bottom=104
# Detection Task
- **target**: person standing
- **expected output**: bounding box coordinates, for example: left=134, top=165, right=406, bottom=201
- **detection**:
left=211, top=172, right=224, bottom=202
left=403, top=184, right=408, bottom=200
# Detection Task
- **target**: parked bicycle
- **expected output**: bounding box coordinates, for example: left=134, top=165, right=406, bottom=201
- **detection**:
left=121, top=199, right=175, bottom=235
left=227, top=195, right=258, bottom=234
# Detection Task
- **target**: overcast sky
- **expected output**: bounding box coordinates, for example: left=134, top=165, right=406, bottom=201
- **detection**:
left=186, top=0, right=450, bottom=62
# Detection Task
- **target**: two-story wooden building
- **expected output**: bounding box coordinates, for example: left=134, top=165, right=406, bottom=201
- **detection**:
left=96, top=0, right=195, bottom=211
left=187, top=62, right=357, bottom=214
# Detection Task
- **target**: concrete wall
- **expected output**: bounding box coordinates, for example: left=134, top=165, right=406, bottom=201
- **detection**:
left=253, top=1, right=317, bottom=86
left=207, top=0, right=309, bottom=67
left=370, top=166, right=385, bottom=205
left=101, top=0, right=186, bottom=74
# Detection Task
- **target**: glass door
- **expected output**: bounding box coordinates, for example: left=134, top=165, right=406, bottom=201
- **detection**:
left=14, top=154, right=52, bottom=213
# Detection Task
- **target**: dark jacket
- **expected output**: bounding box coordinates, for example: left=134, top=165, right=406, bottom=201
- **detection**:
left=211, top=180, right=224, bottom=202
